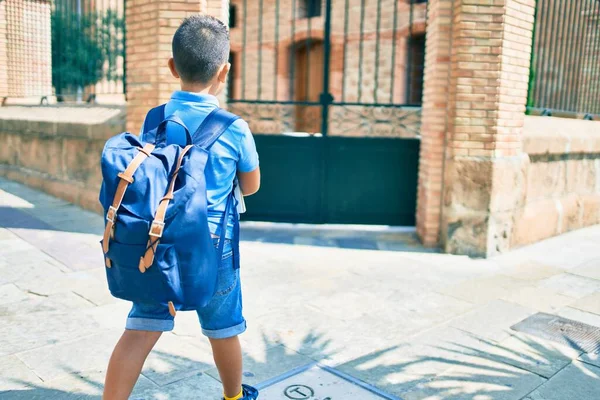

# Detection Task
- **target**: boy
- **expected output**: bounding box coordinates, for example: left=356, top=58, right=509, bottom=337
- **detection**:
left=103, top=15, right=260, bottom=400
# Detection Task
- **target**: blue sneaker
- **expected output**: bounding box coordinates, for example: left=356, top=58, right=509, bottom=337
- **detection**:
left=223, top=384, right=259, bottom=400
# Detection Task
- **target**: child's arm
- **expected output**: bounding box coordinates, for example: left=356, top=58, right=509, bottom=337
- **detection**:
left=237, top=169, right=261, bottom=196
left=235, top=120, right=260, bottom=196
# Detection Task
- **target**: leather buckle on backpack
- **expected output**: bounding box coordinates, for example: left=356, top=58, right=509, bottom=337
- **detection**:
left=149, top=221, right=165, bottom=238
left=106, top=206, right=118, bottom=224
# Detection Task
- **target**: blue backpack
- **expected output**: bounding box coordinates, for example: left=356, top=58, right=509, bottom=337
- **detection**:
left=99, top=105, right=238, bottom=316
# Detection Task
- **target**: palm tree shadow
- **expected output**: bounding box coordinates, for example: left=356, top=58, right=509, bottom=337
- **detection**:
left=4, top=325, right=596, bottom=399
left=337, top=331, right=597, bottom=399
left=4, top=371, right=103, bottom=399
left=1, top=329, right=337, bottom=399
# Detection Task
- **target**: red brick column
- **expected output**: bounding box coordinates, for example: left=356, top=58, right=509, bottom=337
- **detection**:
left=416, top=0, right=453, bottom=246
left=126, top=0, right=229, bottom=132
left=417, top=0, right=536, bottom=256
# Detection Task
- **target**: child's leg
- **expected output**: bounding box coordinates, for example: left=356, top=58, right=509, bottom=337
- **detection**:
left=103, top=330, right=162, bottom=400
left=209, top=335, right=243, bottom=398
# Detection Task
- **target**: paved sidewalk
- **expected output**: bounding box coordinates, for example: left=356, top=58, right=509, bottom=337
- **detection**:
left=0, top=177, right=599, bottom=399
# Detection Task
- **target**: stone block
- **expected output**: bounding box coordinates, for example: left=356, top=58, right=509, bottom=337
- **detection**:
left=442, top=211, right=490, bottom=257
left=78, top=188, right=103, bottom=215
left=17, top=134, right=64, bottom=178
left=567, top=159, right=597, bottom=195
left=512, top=199, right=559, bottom=247
left=581, top=194, right=600, bottom=226
left=487, top=210, right=515, bottom=255
left=559, top=194, right=583, bottom=233
left=526, top=160, right=566, bottom=203
left=0, top=132, right=20, bottom=165
left=27, top=120, right=57, bottom=136
left=490, top=153, right=529, bottom=212
left=444, top=157, right=493, bottom=212
left=62, top=138, right=103, bottom=186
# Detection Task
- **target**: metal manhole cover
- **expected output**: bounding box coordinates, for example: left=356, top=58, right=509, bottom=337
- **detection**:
left=511, top=312, right=600, bottom=353
left=256, top=364, right=399, bottom=400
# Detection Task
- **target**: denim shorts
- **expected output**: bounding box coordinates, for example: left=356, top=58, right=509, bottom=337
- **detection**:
left=125, top=239, right=246, bottom=339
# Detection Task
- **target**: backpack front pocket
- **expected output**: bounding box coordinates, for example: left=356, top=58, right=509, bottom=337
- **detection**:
left=102, top=240, right=183, bottom=305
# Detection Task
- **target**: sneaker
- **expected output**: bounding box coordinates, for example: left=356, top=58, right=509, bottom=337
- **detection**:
left=223, top=384, right=259, bottom=400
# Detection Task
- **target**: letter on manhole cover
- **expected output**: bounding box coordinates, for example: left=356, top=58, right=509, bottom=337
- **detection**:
left=284, top=384, right=314, bottom=399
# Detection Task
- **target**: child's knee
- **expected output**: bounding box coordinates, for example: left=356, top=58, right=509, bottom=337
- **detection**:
left=123, top=329, right=162, bottom=345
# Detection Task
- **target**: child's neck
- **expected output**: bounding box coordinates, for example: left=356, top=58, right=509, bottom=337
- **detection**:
left=180, top=82, right=218, bottom=95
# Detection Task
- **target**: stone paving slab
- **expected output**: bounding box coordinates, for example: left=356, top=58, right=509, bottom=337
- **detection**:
left=556, top=307, right=600, bottom=328
left=501, top=286, right=576, bottom=314
left=538, top=273, right=600, bottom=299
left=0, top=355, right=42, bottom=393
left=15, top=331, right=121, bottom=383
left=449, top=300, right=536, bottom=342
left=0, top=311, right=101, bottom=357
left=440, top=276, right=529, bottom=305
left=403, top=357, right=546, bottom=400
left=579, top=348, right=600, bottom=369
left=571, top=257, right=600, bottom=281
left=570, top=292, right=600, bottom=315
left=525, top=361, right=600, bottom=400
left=499, top=262, right=564, bottom=282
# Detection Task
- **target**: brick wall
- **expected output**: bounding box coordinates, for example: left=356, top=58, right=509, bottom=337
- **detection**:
left=0, top=0, right=7, bottom=100
left=228, top=0, right=426, bottom=137
left=416, top=0, right=452, bottom=246
left=1, top=0, right=52, bottom=99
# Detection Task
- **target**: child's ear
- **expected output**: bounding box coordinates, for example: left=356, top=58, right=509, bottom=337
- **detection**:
left=168, top=58, right=180, bottom=79
left=217, top=63, right=231, bottom=84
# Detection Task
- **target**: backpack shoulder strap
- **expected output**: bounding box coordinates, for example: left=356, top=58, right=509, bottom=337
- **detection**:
left=142, top=104, right=166, bottom=134
left=193, top=108, right=240, bottom=149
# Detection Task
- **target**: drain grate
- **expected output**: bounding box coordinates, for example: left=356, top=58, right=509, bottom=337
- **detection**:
left=256, top=363, right=399, bottom=400
left=511, top=312, right=600, bottom=353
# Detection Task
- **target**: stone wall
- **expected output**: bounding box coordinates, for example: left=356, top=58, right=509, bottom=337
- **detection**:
left=514, top=116, right=600, bottom=246
left=0, top=107, right=125, bottom=213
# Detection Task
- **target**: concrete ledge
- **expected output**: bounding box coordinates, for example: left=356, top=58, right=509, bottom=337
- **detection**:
left=512, top=193, right=600, bottom=247
left=0, top=106, right=125, bottom=140
left=523, top=116, right=600, bottom=155
left=0, top=164, right=103, bottom=214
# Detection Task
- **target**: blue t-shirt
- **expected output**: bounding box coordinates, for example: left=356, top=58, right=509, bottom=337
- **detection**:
left=141, top=91, right=259, bottom=239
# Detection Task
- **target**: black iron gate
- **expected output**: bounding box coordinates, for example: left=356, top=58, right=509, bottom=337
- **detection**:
left=228, top=0, right=426, bottom=225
